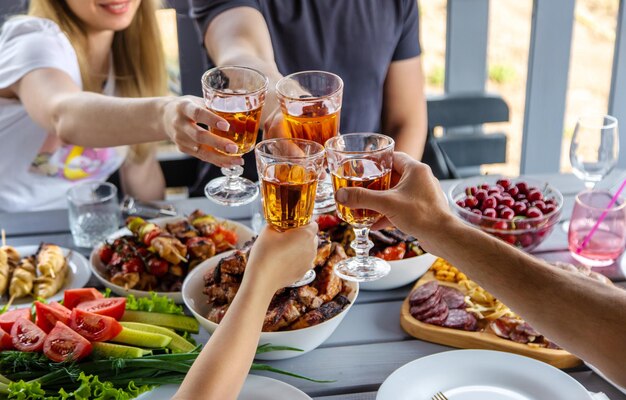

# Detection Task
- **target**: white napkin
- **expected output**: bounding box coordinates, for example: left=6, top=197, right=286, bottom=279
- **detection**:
left=591, top=392, right=610, bottom=400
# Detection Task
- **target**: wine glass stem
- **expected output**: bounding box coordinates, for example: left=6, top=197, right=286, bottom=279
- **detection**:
left=351, top=227, right=373, bottom=259
left=221, top=164, right=245, bottom=190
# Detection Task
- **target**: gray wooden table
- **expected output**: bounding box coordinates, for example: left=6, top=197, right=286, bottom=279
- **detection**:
left=1, top=171, right=625, bottom=399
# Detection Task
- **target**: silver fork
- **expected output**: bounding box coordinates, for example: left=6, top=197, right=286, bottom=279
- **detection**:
left=432, top=392, right=448, bottom=400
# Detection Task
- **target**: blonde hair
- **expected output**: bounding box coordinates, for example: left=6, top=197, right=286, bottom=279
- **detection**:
left=28, top=0, right=168, bottom=162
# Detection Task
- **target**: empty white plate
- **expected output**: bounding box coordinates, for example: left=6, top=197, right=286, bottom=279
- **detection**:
left=136, top=374, right=312, bottom=400
left=377, top=349, right=592, bottom=400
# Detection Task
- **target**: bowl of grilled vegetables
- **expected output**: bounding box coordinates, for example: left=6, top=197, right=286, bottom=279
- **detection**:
left=89, top=209, right=255, bottom=303
left=183, top=236, right=358, bottom=360
left=1, top=243, right=91, bottom=307
left=317, top=214, right=437, bottom=291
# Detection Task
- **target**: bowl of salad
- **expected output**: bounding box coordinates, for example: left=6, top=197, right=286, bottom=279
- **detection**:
left=316, top=214, right=437, bottom=291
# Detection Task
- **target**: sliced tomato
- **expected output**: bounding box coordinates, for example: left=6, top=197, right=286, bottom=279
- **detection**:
left=98, top=245, right=114, bottom=265
left=316, top=214, right=341, bottom=231
left=69, top=308, right=122, bottom=342
left=143, top=229, right=160, bottom=246
left=44, top=321, right=92, bottom=362
left=0, top=308, right=32, bottom=332
left=11, top=318, right=46, bottom=352
left=63, top=288, right=104, bottom=310
left=76, top=297, right=126, bottom=320
left=375, top=242, right=407, bottom=261
left=0, top=327, right=13, bottom=350
left=35, top=302, right=71, bottom=333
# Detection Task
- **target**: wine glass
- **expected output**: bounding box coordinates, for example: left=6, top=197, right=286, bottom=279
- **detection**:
left=570, top=114, right=619, bottom=189
left=202, top=66, right=268, bottom=206
left=255, top=138, right=326, bottom=286
left=563, top=115, right=619, bottom=232
left=276, top=71, right=343, bottom=214
left=325, top=133, right=394, bottom=282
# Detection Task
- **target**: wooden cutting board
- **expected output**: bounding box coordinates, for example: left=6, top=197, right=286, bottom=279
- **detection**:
left=400, top=272, right=582, bottom=369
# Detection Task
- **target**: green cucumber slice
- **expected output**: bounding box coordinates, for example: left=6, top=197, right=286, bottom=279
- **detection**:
left=120, top=322, right=195, bottom=353
left=111, top=327, right=172, bottom=348
left=91, top=342, right=150, bottom=359
left=121, top=310, right=199, bottom=333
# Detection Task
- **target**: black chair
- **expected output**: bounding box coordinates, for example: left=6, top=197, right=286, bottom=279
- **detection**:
left=423, top=93, right=509, bottom=179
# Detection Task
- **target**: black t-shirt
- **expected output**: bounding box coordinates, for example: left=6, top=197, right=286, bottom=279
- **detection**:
left=190, top=0, right=422, bottom=134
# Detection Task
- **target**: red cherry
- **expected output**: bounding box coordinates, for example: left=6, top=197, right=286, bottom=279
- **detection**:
left=492, top=193, right=504, bottom=203
left=501, top=234, right=517, bottom=245
left=513, top=202, right=527, bottom=215
left=544, top=204, right=557, bottom=214
left=482, top=197, right=497, bottom=210
left=488, top=188, right=501, bottom=196
left=519, top=234, right=534, bottom=248
left=527, top=189, right=543, bottom=202
left=465, top=196, right=479, bottom=208
left=466, top=186, right=478, bottom=196
left=493, top=221, right=509, bottom=230
left=507, top=186, right=519, bottom=197
left=480, top=184, right=490, bottom=190
left=544, top=198, right=556, bottom=206
left=471, top=209, right=483, bottom=216
left=497, top=179, right=512, bottom=189
left=483, top=208, right=497, bottom=218
left=500, top=197, right=515, bottom=208
left=516, top=193, right=527, bottom=201
left=500, top=208, right=515, bottom=220
left=526, top=207, right=543, bottom=218
left=532, top=200, right=546, bottom=213
left=496, top=204, right=507, bottom=212
left=516, top=182, right=529, bottom=194
left=456, top=200, right=466, bottom=208
left=474, top=189, right=488, bottom=202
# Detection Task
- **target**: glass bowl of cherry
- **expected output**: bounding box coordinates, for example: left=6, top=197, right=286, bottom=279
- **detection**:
left=448, top=177, right=564, bottom=251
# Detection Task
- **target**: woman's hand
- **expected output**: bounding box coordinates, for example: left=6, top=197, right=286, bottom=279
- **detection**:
left=334, top=152, right=458, bottom=255
left=162, top=96, right=244, bottom=168
left=242, top=223, right=318, bottom=295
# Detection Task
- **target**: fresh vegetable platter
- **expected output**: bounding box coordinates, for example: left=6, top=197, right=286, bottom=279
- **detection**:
left=0, top=290, right=321, bottom=399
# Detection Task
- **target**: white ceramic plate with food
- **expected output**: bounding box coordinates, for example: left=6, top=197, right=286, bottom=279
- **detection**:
left=360, top=253, right=437, bottom=291
left=89, top=216, right=255, bottom=304
left=183, top=250, right=358, bottom=360
left=135, top=374, right=312, bottom=400
left=377, top=349, right=592, bottom=400
left=7, top=245, right=91, bottom=308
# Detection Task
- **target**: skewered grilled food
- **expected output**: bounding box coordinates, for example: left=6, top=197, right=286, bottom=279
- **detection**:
left=0, top=248, right=9, bottom=296
left=9, top=256, right=36, bottom=300
left=203, top=240, right=352, bottom=332
left=1, top=245, right=20, bottom=269
left=98, top=212, right=241, bottom=292
left=127, top=217, right=187, bottom=264
left=36, top=244, right=65, bottom=279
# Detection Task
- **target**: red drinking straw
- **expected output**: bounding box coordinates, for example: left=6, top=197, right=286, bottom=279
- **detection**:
left=576, top=179, right=626, bottom=253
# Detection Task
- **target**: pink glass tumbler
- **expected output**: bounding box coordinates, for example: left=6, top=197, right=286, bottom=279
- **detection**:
left=568, top=190, right=626, bottom=267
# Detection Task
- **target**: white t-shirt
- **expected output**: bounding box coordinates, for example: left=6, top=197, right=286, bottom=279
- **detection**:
left=0, top=16, right=126, bottom=212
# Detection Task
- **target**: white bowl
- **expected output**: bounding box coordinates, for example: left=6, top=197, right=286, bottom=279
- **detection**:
left=183, top=250, right=359, bottom=360
left=89, top=217, right=255, bottom=304
left=360, top=253, right=437, bottom=291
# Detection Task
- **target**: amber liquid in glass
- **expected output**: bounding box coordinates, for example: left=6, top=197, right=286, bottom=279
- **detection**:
left=331, top=159, right=391, bottom=227
left=208, top=106, right=262, bottom=155
left=261, top=163, right=318, bottom=231
left=282, top=101, right=340, bottom=145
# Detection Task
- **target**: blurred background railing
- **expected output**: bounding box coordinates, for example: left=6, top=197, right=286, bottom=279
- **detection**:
left=1, top=0, right=624, bottom=185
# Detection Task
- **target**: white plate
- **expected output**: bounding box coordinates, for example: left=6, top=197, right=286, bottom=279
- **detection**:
left=377, top=350, right=592, bottom=400
left=585, top=362, right=626, bottom=395
left=89, top=216, right=255, bottom=304
left=360, top=253, right=437, bottom=291
left=135, top=374, right=311, bottom=400
left=7, top=245, right=91, bottom=308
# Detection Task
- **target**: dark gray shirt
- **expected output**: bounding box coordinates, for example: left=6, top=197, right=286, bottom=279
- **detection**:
left=190, top=0, right=422, bottom=134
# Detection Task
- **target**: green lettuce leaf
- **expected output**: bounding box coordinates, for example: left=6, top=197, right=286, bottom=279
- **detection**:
left=124, top=292, right=183, bottom=315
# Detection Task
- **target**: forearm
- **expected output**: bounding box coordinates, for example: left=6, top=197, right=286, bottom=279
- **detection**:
left=173, top=282, right=273, bottom=400
left=391, top=120, right=427, bottom=160
left=119, top=155, right=165, bottom=201
left=52, top=92, right=171, bottom=147
left=432, top=219, right=626, bottom=386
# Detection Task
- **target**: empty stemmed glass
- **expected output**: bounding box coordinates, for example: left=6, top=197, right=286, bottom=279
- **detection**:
left=570, top=114, right=619, bottom=188
left=563, top=114, right=619, bottom=231
left=202, top=66, right=268, bottom=206
left=255, top=138, right=326, bottom=286
left=325, top=133, right=395, bottom=282
left=276, top=71, right=343, bottom=213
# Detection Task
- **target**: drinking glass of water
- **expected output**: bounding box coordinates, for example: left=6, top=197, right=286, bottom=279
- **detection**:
left=67, top=182, right=121, bottom=248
